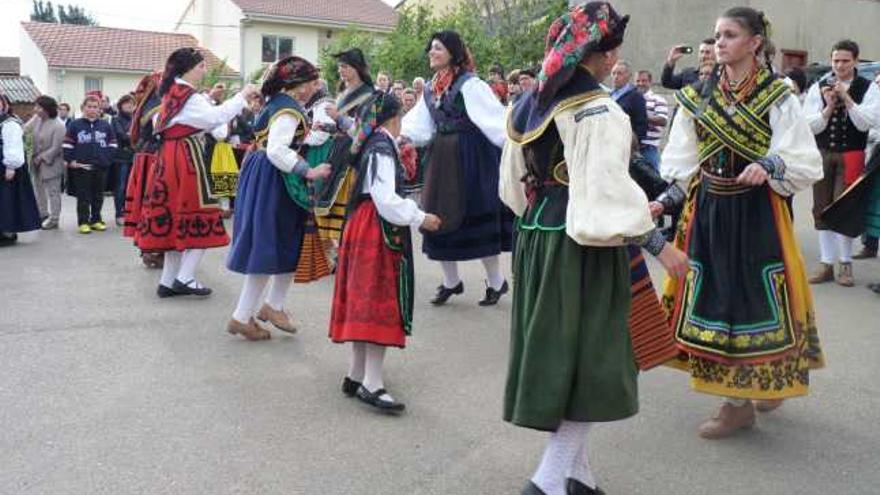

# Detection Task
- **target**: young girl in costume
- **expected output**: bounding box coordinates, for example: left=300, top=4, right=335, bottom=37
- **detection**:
left=225, top=56, right=332, bottom=340
left=329, top=92, right=441, bottom=413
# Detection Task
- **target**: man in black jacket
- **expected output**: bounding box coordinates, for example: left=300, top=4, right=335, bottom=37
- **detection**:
left=661, top=38, right=715, bottom=90
left=111, top=95, right=135, bottom=226
left=610, top=60, right=647, bottom=145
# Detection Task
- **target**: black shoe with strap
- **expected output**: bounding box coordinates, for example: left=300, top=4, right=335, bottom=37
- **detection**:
left=478, top=280, right=509, bottom=306
left=156, top=284, right=182, bottom=299
left=355, top=386, right=405, bottom=414
left=342, top=376, right=361, bottom=397
left=521, top=481, right=547, bottom=495
left=431, top=281, right=464, bottom=305
left=567, top=478, right=606, bottom=495
left=172, top=278, right=213, bottom=297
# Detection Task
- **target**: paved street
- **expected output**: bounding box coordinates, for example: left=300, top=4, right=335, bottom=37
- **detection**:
left=2, top=194, right=879, bottom=495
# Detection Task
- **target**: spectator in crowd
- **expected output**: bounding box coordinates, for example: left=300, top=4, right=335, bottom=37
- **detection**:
left=401, top=88, right=417, bottom=114
left=208, top=83, right=226, bottom=105
left=635, top=70, right=669, bottom=169
left=63, top=95, right=118, bottom=234
left=58, top=103, right=73, bottom=128
left=517, top=68, right=537, bottom=93
left=376, top=71, right=391, bottom=93
left=662, top=38, right=715, bottom=89
left=100, top=94, right=117, bottom=118
left=29, top=95, right=67, bottom=230
left=412, top=77, right=426, bottom=99
left=111, top=94, right=136, bottom=227
left=488, top=64, right=508, bottom=104
left=785, top=66, right=808, bottom=100
left=507, top=70, right=522, bottom=104
left=391, top=80, right=406, bottom=101
left=611, top=60, right=648, bottom=146
left=698, top=61, right=715, bottom=82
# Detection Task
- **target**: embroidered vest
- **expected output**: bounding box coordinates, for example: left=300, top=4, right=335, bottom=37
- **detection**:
left=423, top=72, right=478, bottom=135
left=252, top=93, right=309, bottom=151
left=815, top=75, right=871, bottom=152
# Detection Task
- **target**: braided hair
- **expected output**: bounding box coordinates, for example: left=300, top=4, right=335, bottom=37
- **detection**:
left=721, top=7, right=774, bottom=71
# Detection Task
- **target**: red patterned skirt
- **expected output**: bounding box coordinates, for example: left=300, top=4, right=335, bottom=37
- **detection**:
left=329, top=200, right=408, bottom=348
left=123, top=151, right=157, bottom=238
left=135, top=126, right=228, bottom=252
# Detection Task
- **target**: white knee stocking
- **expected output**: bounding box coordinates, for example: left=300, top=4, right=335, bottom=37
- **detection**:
left=837, top=234, right=855, bottom=263
left=480, top=255, right=505, bottom=290
left=232, top=274, right=269, bottom=323
left=532, top=421, right=594, bottom=495
left=177, top=249, right=205, bottom=283
left=818, top=230, right=838, bottom=264
left=362, top=343, right=387, bottom=395
left=348, top=342, right=367, bottom=383
left=265, top=273, right=293, bottom=311
left=440, top=261, right=461, bottom=289
left=160, top=251, right=182, bottom=288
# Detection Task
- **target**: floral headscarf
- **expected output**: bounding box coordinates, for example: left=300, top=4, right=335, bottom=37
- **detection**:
left=537, top=2, right=629, bottom=108
left=350, top=91, right=402, bottom=157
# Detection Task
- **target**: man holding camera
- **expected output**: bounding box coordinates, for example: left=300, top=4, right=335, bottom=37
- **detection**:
left=804, top=40, right=880, bottom=286
left=661, top=38, right=716, bottom=90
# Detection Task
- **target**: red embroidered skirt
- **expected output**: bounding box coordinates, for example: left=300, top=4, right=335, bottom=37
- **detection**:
left=135, top=126, right=228, bottom=252
left=329, top=200, right=406, bottom=348
left=123, top=151, right=156, bottom=238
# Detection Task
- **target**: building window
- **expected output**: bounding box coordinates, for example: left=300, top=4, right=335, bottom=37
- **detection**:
left=84, top=76, right=103, bottom=93
left=261, top=35, right=295, bottom=63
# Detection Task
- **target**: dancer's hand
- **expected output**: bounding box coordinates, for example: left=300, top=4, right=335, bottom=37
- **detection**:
left=421, top=213, right=442, bottom=232
left=736, top=163, right=769, bottom=186
left=325, top=103, right=338, bottom=120
left=4, top=168, right=14, bottom=181
left=649, top=201, right=665, bottom=218
left=657, top=243, right=690, bottom=279
left=306, top=163, right=332, bottom=181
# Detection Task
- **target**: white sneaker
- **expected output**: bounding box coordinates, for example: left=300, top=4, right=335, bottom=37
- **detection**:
left=41, top=218, right=59, bottom=230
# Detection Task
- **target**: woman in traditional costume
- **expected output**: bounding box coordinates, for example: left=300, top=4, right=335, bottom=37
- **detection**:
left=500, top=4, right=689, bottom=493
left=225, top=56, right=331, bottom=341
left=0, top=93, right=41, bottom=246
left=136, top=48, right=259, bottom=297
left=402, top=31, right=514, bottom=306
left=124, top=72, right=164, bottom=268
left=329, top=92, right=441, bottom=413
left=656, top=7, right=825, bottom=439
left=314, top=49, right=376, bottom=244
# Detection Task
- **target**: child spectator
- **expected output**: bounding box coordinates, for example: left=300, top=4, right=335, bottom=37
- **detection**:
left=63, top=95, right=117, bottom=234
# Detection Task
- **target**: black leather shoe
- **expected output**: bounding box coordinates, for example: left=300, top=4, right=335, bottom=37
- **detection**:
left=871, top=283, right=880, bottom=294
left=521, top=481, right=547, bottom=495
left=156, top=284, right=181, bottom=299
left=0, top=233, right=18, bottom=247
left=172, top=278, right=212, bottom=296
left=430, top=282, right=464, bottom=305
left=342, top=377, right=361, bottom=397
left=567, top=478, right=605, bottom=495
left=355, top=386, right=405, bottom=413
left=478, top=280, right=509, bottom=306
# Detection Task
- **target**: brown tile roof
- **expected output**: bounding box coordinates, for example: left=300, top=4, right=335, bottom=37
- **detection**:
left=21, top=22, right=239, bottom=77
left=230, top=0, right=397, bottom=29
left=0, top=57, right=20, bottom=76
left=0, top=76, right=41, bottom=103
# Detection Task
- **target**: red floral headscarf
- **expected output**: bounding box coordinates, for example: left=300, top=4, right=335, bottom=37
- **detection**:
left=537, top=2, right=629, bottom=108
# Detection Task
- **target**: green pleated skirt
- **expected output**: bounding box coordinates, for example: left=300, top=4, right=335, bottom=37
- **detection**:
left=503, top=228, right=638, bottom=432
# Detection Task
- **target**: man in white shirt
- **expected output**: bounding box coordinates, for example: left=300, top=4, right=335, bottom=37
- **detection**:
left=803, top=40, right=880, bottom=286
left=635, top=70, right=669, bottom=169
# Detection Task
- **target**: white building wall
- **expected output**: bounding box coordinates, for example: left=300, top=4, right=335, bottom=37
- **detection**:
left=175, top=0, right=244, bottom=74
left=18, top=29, right=49, bottom=94
left=49, top=70, right=143, bottom=109
left=241, top=21, right=321, bottom=83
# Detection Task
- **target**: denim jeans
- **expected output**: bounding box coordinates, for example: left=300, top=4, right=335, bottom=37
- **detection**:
left=114, top=161, right=132, bottom=220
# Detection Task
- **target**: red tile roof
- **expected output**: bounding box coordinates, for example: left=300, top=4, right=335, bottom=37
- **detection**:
left=0, top=76, right=41, bottom=103
left=21, top=22, right=238, bottom=77
left=230, top=0, right=397, bottom=29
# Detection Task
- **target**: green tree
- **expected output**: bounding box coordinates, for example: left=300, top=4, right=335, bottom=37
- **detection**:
left=30, top=0, right=58, bottom=23
left=318, top=28, right=379, bottom=92
left=57, top=4, right=97, bottom=26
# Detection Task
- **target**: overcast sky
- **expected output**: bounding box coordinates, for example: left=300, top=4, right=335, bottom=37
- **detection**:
left=1, top=0, right=398, bottom=56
